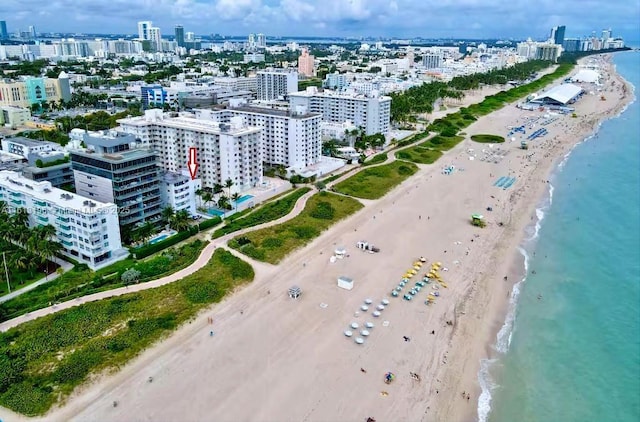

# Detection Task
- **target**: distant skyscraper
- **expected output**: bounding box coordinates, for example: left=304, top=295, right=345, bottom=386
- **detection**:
left=247, top=33, right=256, bottom=50
left=257, top=33, right=266, bottom=48
left=28, top=25, right=36, bottom=39
left=297, top=48, right=315, bottom=77
left=0, top=21, right=8, bottom=39
left=138, top=21, right=152, bottom=40
left=551, top=25, right=566, bottom=45
left=148, top=27, right=162, bottom=51
left=602, top=28, right=612, bottom=41
left=175, top=25, right=185, bottom=47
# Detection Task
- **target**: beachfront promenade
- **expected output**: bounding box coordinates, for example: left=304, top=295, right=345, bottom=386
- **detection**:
left=0, top=127, right=434, bottom=333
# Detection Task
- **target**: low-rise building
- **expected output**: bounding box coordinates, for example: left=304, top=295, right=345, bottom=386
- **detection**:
left=160, top=170, right=199, bottom=215
left=0, top=170, right=127, bottom=269
left=1, top=137, right=61, bottom=159
left=0, top=105, right=30, bottom=128
left=0, top=74, right=71, bottom=107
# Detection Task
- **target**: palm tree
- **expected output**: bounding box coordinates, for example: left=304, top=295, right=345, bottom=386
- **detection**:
left=231, top=192, right=241, bottom=212
left=173, top=210, right=191, bottom=232
left=134, top=222, right=154, bottom=245
left=162, top=206, right=175, bottom=225
left=217, top=195, right=230, bottom=211
left=202, top=192, right=214, bottom=209
left=224, top=178, right=234, bottom=199
left=213, top=183, right=224, bottom=197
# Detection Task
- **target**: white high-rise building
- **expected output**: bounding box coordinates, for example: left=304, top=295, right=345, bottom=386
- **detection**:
left=148, top=27, right=162, bottom=51
left=117, top=110, right=262, bottom=192
left=256, top=69, right=299, bottom=101
left=247, top=33, right=256, bottom=50
left=195, top=105, right=322, bottom=169
left=138, top=21, right=152, bottom=41
left=0, top=171, right=127, bottom=270
left=257, top=33, right=266, bottom=48
left=289, top=87, right=391, bottom=135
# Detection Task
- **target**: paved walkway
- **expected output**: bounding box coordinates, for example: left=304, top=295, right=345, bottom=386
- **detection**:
left=0, top=120, right=442, bottom=332
left=0, top=257, right=74, bottom=304
left=0, top=189, right=316, bottom=332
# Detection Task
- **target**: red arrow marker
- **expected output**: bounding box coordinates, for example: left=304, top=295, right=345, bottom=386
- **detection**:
left=188, top=147, right=199, bottom=180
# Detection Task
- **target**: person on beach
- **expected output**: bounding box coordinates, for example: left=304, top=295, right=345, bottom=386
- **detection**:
left=403, top=336, right=411, bottom=342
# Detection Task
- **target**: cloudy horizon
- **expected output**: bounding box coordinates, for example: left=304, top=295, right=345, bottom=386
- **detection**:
left=1, top=0, right=638, bottom=41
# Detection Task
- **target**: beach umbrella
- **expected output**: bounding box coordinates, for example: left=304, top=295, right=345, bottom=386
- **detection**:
left=361, top=305, right=369, bottom=311
left=403, top=294, right=412, bottom=301
left=365, top=322, right=375, bottom=328
left=355, top=337, right=364, bottom=344
left=410, top=289, right=417, bottom=295
left=351, top=322, right=359, bottom=329
left=391, top=291, right=399, bottom=297
left=413, top=265, right=421, bottom=270
left=395, top=286, right=402, bottom=292
left=365, top=298, right=373, bottom=305
left=402, top=278, right=409, bottom=283
left=399, top=281, right=406, bottom=287
left=361, top=330, right=370, bottom=337
left=415, top=286, right=422, bottom=292
left=377, top=304, right=385, bottom=311
left=420, top=257, right=427, bottom=262
left=437, top=262, right=442, bottom=266
left=410, top=269, right=417, bottom=275
left=344, top=330, right=353, bottom=337
left=381, top=299, right=390, bottom=305
left=373, top=311, right=382, bottom=317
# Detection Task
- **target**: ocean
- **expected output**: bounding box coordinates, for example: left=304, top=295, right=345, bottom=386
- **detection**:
left=480, top=51, right=640, bottom=422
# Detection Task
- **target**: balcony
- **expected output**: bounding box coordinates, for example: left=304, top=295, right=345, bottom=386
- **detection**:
left=34, top=200, right=47, bottom=207
left=59, top=224, right=71, bottom=232
left=57, top=216, right=70, bottom=223
left=62, top=240, right=74, bottom=247
left=36, top=215, right=49, bottom=223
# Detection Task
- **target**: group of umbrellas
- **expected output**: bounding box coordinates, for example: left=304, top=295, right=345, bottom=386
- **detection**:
left=391, top=258, right=448, bottom=305
left=345, top=298, right=390, bottom=344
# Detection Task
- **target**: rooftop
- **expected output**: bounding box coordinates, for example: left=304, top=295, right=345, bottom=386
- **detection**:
left=230, top=105, right=320, bottom=119
left=534, top=83, right=584, bottom=105
left=83, top=131, right=137, bottom=148
left=3, top=136, right=53, bottom=148
left=118, top=113, right=261, bottom=136
left=0, top=170, right=115, bottom=212
left=72, top=147, right=157, bottom=162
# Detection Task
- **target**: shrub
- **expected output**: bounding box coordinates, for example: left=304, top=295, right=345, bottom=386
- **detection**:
left=309, top=201, right=335, bottom=220
left=470, top=134, right=505, bottom=143
left=121, top=268, right=141, bottom=285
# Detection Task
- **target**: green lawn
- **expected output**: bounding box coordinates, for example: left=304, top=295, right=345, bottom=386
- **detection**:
left=212, top=188, right=311, bottom=239
left=0, top=240, right=208, bottom=323
left=332, top=161, right=419, bottom=199
left=362, top=152, right=388, bottom=166
left=395, top=134, right=464, bottom=164
left=0, top=249, right=253, bottom=417
left=470, top=134, right=505, bottom=143
left=229, top=192, right=363, bottom=264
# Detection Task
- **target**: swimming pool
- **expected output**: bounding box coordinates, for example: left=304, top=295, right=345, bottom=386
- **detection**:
left=148, top=230, right=177, bottom=245
left=207, top=209, right=225, bottom=217
left=235, top=195, right=254, bottom=204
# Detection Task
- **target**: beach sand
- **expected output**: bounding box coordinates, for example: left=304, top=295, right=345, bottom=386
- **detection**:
left=0, top=55, right=631, bottom=422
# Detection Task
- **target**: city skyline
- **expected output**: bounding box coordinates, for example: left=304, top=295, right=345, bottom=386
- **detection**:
left=0, top=0, right=638, bottom=41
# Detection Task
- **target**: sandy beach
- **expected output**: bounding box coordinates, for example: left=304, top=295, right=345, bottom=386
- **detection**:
left=0, top=54, right=631, bottom=422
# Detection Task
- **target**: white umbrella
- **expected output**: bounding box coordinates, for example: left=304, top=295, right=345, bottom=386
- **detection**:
left=344, top=330, right=353, bottom=337
left=381, top=299, right=390, bottom=305
left=355, top=337, right=364, bottom=344
left=377, top=304, right=385, bottom=311
left=361, top=305, right=369, bottom=311
left=372, top=311, right=381, bottom=317
left=364, top=298, right=373, bottom=305
left=365, top=322, right=374, bottom=328
left=351, top=322, right=359, bottom=329
left=360, top=330, right=370, bottom=337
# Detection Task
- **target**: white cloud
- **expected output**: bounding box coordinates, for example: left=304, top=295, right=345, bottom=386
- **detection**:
left=0, top=0, right=636, bottom=40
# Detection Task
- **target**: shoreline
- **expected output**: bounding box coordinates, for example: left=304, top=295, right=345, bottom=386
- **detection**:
left=439, top=53, right=635, bottom=422
left=0, top=53, right=633, bottom=422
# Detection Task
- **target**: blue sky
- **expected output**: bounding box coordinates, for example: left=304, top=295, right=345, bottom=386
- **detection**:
left=1, top=0, right=638, bottom=41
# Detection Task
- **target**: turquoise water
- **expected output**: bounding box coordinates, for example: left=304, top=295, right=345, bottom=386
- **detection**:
left=207, top=209, right=225, bottom=217
left=236, top=194, right=254, bottom=204
left=484, top=52, right=640, bottom=422
left=149, top=233, right=172, bottom=244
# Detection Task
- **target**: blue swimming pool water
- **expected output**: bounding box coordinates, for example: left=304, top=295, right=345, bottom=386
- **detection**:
left=207, top=209, right=225, bottom=217
left=149, top=234, right=168, bottom=245
left=235, top=194, right=254, bottom=204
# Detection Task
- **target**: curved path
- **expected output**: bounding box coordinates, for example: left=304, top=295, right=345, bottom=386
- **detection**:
left=0, top=189, right=316, bottom=332
left=0, top=110, right=458, bottom=333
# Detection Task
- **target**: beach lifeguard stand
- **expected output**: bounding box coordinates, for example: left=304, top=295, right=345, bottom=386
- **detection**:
left=288, top=285, right=302, bottom=299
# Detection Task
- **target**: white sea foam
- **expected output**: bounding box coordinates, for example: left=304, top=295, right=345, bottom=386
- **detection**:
left=477, top=358, right=498, bottom=422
